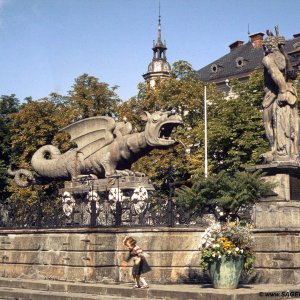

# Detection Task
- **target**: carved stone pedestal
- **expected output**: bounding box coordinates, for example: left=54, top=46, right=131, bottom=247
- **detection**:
left=249, top=162, right=300, bottom=284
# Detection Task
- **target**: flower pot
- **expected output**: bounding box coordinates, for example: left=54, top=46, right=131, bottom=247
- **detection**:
left=209, top=255, right=244, bottom=289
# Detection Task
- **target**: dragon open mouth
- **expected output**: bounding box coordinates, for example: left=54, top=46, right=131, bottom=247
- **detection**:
left=158, top=121, right=182, bottom=143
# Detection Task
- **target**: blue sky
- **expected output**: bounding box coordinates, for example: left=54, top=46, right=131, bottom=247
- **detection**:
left=0, top=0, right=299, bottom=102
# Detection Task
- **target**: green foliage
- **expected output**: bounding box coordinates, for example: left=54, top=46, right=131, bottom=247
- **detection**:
left=7, top=95, right=72, bottom=215
left=69, top=73, right=121, bottom=118
left=0, top=95, right=20, bottom=201
left=207, top=70, right=269, bottom=173
left=171, top=60, right=195, bottom=79
left=175, top=170, right=273, bottom=217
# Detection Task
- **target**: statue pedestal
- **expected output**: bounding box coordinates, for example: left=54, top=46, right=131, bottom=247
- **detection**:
left=249, top=162, right=300, bottom=284
left=251, top=161, right=300, bottom=228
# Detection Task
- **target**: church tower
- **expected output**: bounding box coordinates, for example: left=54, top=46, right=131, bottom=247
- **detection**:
left=143, top=12, right=171, bottom=87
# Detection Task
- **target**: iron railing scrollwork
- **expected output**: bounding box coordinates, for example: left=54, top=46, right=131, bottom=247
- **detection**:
left=0, top=174, right=233, bottom=229
left=0, top=191, right=203, bottom=229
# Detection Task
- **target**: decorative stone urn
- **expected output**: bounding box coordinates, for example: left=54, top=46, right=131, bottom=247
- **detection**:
left=209, top=255, right=244, bottom=289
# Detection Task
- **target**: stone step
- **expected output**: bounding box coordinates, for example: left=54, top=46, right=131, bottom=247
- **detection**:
left=0, top=286, right=151, bottom=300
left=0, top=277, right=298, bottom=300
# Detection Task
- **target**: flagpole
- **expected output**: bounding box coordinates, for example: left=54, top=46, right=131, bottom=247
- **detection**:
left=204, top=85, right=208, bottom=178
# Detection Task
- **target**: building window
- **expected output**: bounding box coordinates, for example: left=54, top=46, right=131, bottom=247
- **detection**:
left=236, top=57, right=244, bottom=68
left=210, top=64, right=218, bottom=73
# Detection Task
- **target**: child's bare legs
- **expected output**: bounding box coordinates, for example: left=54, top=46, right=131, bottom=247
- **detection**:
left=133, top=275, right=141, bottom=288
left=139, top=276, right=149, bottom=288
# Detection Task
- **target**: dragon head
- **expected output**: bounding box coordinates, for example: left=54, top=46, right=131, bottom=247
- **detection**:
left=141, top=110, right=183, bottom=147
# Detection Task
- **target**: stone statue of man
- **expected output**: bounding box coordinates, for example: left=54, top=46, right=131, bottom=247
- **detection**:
left=262, top=26, right=299, bottom=163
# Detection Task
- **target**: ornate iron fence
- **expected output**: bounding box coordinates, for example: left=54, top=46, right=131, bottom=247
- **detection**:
left=0, top=174, right=253, bottom=229
left=0, top=175, right=207, bottom=229
left=0, top=195, right=206, bottom=229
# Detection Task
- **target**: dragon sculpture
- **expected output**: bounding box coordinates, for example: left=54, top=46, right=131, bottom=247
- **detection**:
left=10, top=110, right=183, bottom=187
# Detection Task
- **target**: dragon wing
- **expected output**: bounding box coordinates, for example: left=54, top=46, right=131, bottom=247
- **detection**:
left=60, top=116, right=116, bottom=159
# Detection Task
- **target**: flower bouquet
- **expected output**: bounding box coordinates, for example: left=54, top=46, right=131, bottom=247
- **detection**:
left=199, top=220, right=254, bottom=288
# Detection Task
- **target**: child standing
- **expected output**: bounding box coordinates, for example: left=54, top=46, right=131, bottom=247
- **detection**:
left=120, top=236, right=151, bottom=289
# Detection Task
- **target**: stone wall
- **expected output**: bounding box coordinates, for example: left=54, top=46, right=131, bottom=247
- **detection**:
left=0, top=227, right=204, bottom=284
left=254, top=229, right=300, bottom=284
left=0, top=226, right=299, bottom=284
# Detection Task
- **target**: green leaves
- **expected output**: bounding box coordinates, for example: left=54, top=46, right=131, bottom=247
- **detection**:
left=0, top=95, right=20, bottom=201
left=207, top=70, right=269, bottom=173
left=175, top=170, right=273, bottom=218
left=69, top=73, right=121, bottom=118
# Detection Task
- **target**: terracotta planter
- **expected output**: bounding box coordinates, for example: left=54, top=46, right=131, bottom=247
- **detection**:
left=209, top=255, right=244, bottom=289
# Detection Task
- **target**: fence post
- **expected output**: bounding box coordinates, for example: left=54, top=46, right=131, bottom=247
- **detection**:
left=37, top=192, right=42, bottom=228
left=167, top=199, right=175, bottom=227
left=90, top=199, right=97, bottom=227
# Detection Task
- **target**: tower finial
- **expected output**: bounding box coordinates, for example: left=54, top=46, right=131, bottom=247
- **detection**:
left=159, top=0, right=161, bottom=19
left=157, top=1, right=161, bottom=43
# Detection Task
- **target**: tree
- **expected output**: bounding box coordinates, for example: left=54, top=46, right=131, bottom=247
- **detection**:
left=7, top=95, right=72, bottom=220
left=0, top=95, right=20, bottom=201
left=171, top=60, right=195, bottom=79
left=69, top=73, right=121, bottom=119
left=206, top=70, right=269, bottom=173
left=175, top=170, right=273, bottom=220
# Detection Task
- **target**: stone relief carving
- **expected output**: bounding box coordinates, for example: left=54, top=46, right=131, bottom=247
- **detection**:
left=62, top=191, right=76, bottom=217
left=86, top=191, right=100, bottom=214
left=261, top=26, right=299, bottom=163
left=130, top=186, right=148, bottom=215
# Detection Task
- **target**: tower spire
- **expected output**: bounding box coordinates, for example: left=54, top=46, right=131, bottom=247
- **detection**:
left=142, top=1, right=171, bottom=87
left=158, top=1, right=161, bottom=43
left=158, top=10, right=161, bottom=43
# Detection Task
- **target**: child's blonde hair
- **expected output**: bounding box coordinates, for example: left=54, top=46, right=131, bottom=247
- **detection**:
left=123, top=236, right=137, bottom=247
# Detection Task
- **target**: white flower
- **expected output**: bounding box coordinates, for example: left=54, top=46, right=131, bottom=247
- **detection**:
left=235, top=247, right=239, bottom=252
left=227, top=250, right=231, bottom=254
left=212, top=253, right=216, bottom=257
left=240, top=249, right=243, bottom=253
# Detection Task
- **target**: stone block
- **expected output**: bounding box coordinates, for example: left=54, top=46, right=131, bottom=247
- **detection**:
left=254, top=252, right=300, bottom=268
left=119, top=266, right=205, bottom=283
left=254, top=201, right=300, bottom=228
left=116, top=231, right=202, bottom=251
left=0, top=263, right=40, bottom=279
left=253, top=268, right=299, bottom=284
left=117, top=250, right=200, bottom=267
left=263, top=173, right=290, bottom=201
left=62, top=234, right=116, bottom=252
left=94, top=266, right=117, bottom=282
left=254, top=233, right=300, bottom=252
left=0, top=235, right=43, bottom=251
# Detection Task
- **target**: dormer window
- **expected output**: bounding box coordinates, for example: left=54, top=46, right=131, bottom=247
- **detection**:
left=236, top=57, right=245, bottom=68
left=210, top=64, right=219, bottom=73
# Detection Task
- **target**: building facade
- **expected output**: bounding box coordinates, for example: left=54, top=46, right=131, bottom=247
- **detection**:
left=196, top=32, right=300, bottom=92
